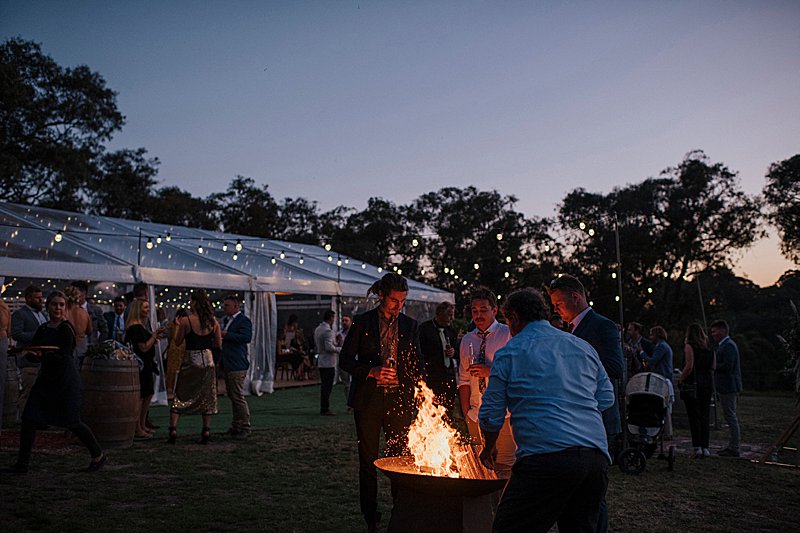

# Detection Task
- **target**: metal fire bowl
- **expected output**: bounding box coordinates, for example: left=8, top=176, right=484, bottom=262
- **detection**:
left=375, top=456, right=508, bottom=497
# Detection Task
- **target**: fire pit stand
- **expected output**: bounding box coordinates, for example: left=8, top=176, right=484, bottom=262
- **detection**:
left=375, top=456, right=509, bottom=533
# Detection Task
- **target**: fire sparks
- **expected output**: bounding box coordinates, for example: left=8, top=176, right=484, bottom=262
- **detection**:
left=406, top=381, right=498, bottom=480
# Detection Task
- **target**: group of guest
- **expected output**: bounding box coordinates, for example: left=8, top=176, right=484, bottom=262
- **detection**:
left=1, top=282, right=253, bottom=474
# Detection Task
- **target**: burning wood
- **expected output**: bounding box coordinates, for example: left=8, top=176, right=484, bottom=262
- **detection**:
left=406, top=381, right=498, bottom=480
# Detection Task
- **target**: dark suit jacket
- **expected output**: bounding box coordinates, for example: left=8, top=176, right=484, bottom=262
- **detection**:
left=104, top=311, right=126, bottom=341
left=573, top=308, right=625, bottom=436
left=418, top=319, right=458, bottom=386
left=339, top=308, right=424, bottom=411
left=220, top=313, right=253, bottom=372
left=714, top=337, right=742, bottom=394
left=11, top=306, right=46, bottom=368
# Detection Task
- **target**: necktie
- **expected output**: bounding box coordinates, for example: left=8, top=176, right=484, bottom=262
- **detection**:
left=477, top=330, right=489, bottom=393
left=438, top=328, right=450, bottom=368
left=568, top=322, right=575, bottom=333
left=223, top=316, right=230, bottom=331
left=116, top=316, right=124, bottom=338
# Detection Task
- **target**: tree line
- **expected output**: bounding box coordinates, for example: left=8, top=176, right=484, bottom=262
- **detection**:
left=2, top=38, right=799, bottom=389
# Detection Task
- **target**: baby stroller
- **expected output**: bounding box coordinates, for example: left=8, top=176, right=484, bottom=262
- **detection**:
left=618, top=372, right=675, bottom=474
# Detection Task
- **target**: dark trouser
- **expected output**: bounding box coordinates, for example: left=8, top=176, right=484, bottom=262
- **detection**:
left=319, top=367, right=335, bottom=413
left=224, top=370, right=250, bottom=432
left=684, top=392, right=712, bottom=448
left=353, top=394, right=413, bottom=525
left=17, top=419, right=102, bottom=468
left=493, top=447, right=609, bottom=533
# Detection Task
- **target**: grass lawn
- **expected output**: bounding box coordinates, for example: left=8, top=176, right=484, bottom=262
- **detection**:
left=1, top=385, right=798, bottom=532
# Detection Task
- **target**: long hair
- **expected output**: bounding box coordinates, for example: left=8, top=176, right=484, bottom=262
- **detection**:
left=62, top=285, right=81, bottom=307
left=367, top=273, right=408, bottom=297
left=190, top=289, right=216, bottom=331
left=650, top=325, right=668, bottom=342
left=685, top=323, right=709, bottom=350
left=126, top=298, right=149, bottom=330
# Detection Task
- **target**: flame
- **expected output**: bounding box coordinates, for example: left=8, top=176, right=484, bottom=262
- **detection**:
left=407, top=381, right=462, bottom=477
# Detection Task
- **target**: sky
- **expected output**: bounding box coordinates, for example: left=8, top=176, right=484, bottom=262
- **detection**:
left=2, top=0, right=798, bottom=286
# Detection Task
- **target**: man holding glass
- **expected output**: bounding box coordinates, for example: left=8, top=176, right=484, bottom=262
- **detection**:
left=419, top=301, right=458, bottom=412
left=458, top=287, right=515, bottom=472
left=339, top=273, right=424, bottom=533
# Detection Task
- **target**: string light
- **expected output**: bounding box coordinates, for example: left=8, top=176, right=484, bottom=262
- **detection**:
left=473, top=263, right=479, bottom=270
left=327, top=255, right=333, bottom=262
left=392, top=266, right=398, bottom=272
left=496, top=233, right=503, bottom=241
left=337, top=259, right=342, bottom=267
left=271, top=257, right=276, bottom=264
left=165, top=232, right=171, bottom=241
left=361, top=262, right=366, bottom=269
left=444, top=267, right=450, bottom=274
left=544, top=244, right=551, bottom=252
left=146, top=237, right=153, bottom=249
left=299, top=256, right=304, bottom=265
left=232, top=252, right=238, bottom=261
left=279, top=251, right=285, bottom=259
left=579, top=222, right=586, bottom=230
left=663, top=272, right=669, bottom=278
left=611, top=272, right=617, bottom=279
left=505, top=256, right=511, bottom=263
left=222, top=242, right=228, bottom=252
left=420, top=268, right=426, bottom=275
left=615, top=295, right=621, bottom=302
left=324, top=243, right=332, bottom=251
left=156, top=235, right=162, bottom=244
left=235, top=239, right=242, bottom=251
left=588, top=228, right=595, bottom=236
left=54, top=230, right=63, bottom=242
left=397, top=269, right=402, bottom=275
left=504, top=272, right=510, bottom=278
left=344, top=258, right=349, bottom=264
left=412, top=238, right=419, bottom=247
left=462, top=280, right=467, bottom=286
left=198, top=244, right=204, bottom=254
left=377, top=267, right=383, bottom=273
left=647, top=287, right=653, bottom=294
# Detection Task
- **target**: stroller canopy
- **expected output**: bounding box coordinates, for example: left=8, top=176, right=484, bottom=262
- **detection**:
left=625, top=372, right=671, bottom=408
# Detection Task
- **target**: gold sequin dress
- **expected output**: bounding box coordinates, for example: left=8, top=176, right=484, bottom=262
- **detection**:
left=170, top=322, right=218, bottom=415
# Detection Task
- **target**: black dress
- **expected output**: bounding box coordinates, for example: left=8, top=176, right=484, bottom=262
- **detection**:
left=23, top=321, right=81, bottom=427
left=126, top=324, right=156, bottom=398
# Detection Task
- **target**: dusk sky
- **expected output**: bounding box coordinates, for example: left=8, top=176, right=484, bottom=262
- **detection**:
left=2, top=1, right=798, bottom=285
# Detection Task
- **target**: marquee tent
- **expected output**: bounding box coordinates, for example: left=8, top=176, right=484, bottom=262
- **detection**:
left=0, top=201, right=454, bottom=396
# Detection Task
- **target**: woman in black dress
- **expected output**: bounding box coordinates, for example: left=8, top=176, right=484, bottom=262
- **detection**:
left=678, top=323, right=715, bottom=458
left=125, top=298, right=166, bottom=439
left=3, top=291, right=106, bottom=473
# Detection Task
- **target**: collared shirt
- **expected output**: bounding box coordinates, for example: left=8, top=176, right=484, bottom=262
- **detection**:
left=458, top=320, right=512, bottom=421
left=223, top=311, right=241, bottom=332
left=27, top=305, right=47, bottom=325
left=378, top=313, right=399, bottom=363
left=641, top=339, right=673, bottom=382
left=314, top=321, right=342, bottom=369
left=570, top=306, right=591, bottom=331
left=478, top=320, right=614, bottom=462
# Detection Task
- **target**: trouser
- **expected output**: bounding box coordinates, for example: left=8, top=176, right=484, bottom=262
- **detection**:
left=353, top=395, right=413, bottom=524
left=718, top=392, right=740, bottom=452
left=17, top=419, right=102, bottom=468
left=337, top=367, right=352, bottom=404
left=466, top=415, right=517, bottom=471
left=493, top=447, right=609, bottom=533
left=319, top=367, right=335, bottom=413
left=223, top=370, right=250, bottom=432
left=18, top=366, right=39, bottom=414
left=684, top=392, right=712, bottom=448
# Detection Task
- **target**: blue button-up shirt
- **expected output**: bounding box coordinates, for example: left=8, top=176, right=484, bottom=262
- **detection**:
left=478, top=320, right=614, bottom=462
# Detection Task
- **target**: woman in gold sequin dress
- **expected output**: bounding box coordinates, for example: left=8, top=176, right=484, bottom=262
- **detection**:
left=167, top=290, right=222, bottom=445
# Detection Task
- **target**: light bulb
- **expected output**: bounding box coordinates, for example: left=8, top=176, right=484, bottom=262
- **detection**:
left=235, top=239, right=242, bottom=251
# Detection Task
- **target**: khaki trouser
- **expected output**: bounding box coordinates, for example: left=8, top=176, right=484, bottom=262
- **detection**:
left=466, top=414, right=517, bottom=472
left=18, top=367, right=40, bottom=415
left=224, top=370, right=250, bottom=432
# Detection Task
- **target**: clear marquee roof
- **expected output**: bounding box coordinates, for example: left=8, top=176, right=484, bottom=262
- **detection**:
left=0, top=201, right=452, bottom=302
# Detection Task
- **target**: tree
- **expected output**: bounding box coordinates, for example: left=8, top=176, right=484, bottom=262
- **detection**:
left=763, top=154, right=800, bottom=264
left=276, top=197, right=322, bottom=244
left=558, top=151, right=764, bottom=324
left=208, top=176, right=279, bottom=237
left=149, top=186, right=219, bottom=230
left=87, top=148, right=159, bottom=220
left=0, top=38, right=124, bottom=210
left=410, top=187, right=550, bottom=305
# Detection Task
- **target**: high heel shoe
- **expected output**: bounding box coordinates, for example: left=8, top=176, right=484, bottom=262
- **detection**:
left=198, top=426, right=210, bottom=445
left=166, top=426, right=177, bottom=445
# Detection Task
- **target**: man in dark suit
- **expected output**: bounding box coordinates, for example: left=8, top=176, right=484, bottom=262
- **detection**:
left=711, top=319, right=742, bottom=457
left=418, top=301, right=458, bottom=412
left=104, top=296, right=127, bottom=342
left=10, top=285, right=47, bottom=413
left=219, top=294, right=253, bottom=438
left=625, top=321, right=654, bottom=376
left=549, top=274, right=624, bottom=533
left=339, top=273, right=425, bottom=533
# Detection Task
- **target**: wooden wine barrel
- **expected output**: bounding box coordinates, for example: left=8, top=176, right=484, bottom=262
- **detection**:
left=3, top=356, right=20, bottom=427
left=80, top=358, right=140, bottom=448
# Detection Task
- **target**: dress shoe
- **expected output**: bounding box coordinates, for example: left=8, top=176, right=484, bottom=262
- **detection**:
left=84, top=453, right=107, bottom=472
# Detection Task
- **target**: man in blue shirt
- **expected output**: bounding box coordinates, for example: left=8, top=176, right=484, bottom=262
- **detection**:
left=220, top=294, right=253, bottom=438
left=479, top=288, right=614, bottom=532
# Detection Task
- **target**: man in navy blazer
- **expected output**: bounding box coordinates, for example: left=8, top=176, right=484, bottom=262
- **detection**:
left=10, top=285, right=47, bottom=413
left=219, top=294, right=253, bottom=438
left=549, top=274, right=624, bottom=533
left=711, top=319, right=742, bottom=457
left=339, top=273, right=424, bottom=533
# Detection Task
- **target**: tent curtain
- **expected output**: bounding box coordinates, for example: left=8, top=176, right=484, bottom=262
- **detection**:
left=245, top=291, right=277, bottom=395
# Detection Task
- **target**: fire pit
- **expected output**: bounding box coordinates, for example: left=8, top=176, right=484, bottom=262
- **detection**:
left=374, top=382, right=510, bottom=533
left=375, top=455, right=508, bottom=533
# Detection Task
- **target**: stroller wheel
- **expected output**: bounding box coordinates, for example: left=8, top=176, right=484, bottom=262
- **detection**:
left=619, top=448, right=647, bottom=475
left=667, top=445, right=676, bottom=472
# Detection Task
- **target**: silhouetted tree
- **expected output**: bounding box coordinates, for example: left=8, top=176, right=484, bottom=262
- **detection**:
left=208, top=176, right=279, bottom=237
left=763, top=154, right=800, bottom=264
left=88, top=148, right=159, bottom=220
